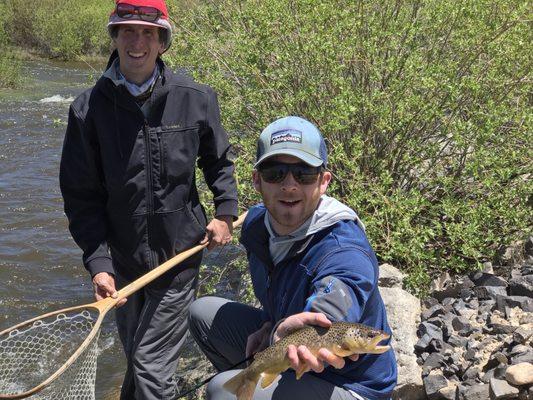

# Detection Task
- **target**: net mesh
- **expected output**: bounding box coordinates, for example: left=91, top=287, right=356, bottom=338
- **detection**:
left=0, top=309, right=100, bottom=399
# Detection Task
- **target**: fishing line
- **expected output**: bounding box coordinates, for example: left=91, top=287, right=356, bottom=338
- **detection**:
left=174, top=354, right=253, bottom=399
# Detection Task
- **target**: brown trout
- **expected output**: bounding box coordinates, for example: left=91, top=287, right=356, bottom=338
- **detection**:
left=223, top=322, right=390, bottom=400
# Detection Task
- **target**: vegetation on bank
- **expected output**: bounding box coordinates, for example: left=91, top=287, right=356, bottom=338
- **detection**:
left=167, top=0, right=532, bottom=294
left=0, top=0, right=531, bottom=294
left=2, top=0, right=110, bottom=59
left=0, top=0, right=110, bottom=87
left=0, top=2, right=21, bottom=88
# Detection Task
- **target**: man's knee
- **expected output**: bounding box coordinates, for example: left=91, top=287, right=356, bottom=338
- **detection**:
left=188, top=296, right=230, bottom=336
left=206, top=371, right=240, bottom=400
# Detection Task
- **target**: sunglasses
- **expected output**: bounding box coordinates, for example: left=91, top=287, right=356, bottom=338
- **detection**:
left=258, top=162, right=323, bottom=185
left=116, top=3, right=162, bottom=22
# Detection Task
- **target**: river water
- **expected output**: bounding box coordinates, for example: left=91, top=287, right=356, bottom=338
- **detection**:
left=0, top=59, right=242, bottom=399
left=0, top=59, right=126, bottom=398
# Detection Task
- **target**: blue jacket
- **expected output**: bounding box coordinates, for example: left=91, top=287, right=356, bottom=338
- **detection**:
left=240, top=204, right=397, bottom=400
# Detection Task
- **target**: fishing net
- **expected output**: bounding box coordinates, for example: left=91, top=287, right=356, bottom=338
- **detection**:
left=0, top=308, right=101, bottom=399
left=0, top=213, right=247, bottom=399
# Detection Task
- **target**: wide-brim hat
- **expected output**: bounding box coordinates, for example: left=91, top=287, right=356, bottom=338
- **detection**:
left=108, top=0, right=172, bottom=50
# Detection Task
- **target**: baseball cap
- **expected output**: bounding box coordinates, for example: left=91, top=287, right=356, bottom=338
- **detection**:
left=255, top=116, right=328, bottom=168
left=108, top=0, right=172, bottom=50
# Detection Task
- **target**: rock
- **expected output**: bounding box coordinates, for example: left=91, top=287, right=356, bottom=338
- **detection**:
left=482, top=366, right=508, bottom=383
left=381, top=285, right=424, bottom=399
left=452, top=316, right=471, bottom=332
left=489, top=324, right=517, bottom=335
left=483, top=262, right=495, bottom=274
left=457, top=307, right=477, bottom=320
left=424, top=353, right=446, bottom=370
left=496, top=241, right=525, bottom=266
left=525, top=237, right=533, bottom=257
left=392, top=382, right=426, bottom=400
left=458, top=383, right=490, bottom=400
left=474, top=286, right=508, bottom=301
left=424, top=297, right=440, bottom=309
left=462, top=366, right=481, bottom=381
left=379, top=263, right=406, bottom=288
left=416, top=334, right=434, bottom=352
left=509, top=275, right=533, bottom=298
left=464, top=348, right=477, bottom=361
left=517, top=388, right=532, bottom=400
left=418, top=321, right=444, bottom=341
left=511, top=352, right=533, bottom=365
left=496, top=295, right=533, bottom=313
left=432, top=272, right=453, bottom=292
left=424, top=373, right=448, bottom=400
left=505, top=362, right=533, bottom=386
left=423, top=304, right=446, bottom=320
left=448, top=335, right=468, bottom=348
left=470, top=272, right=508, bottom=287
left=438, top=382, right=458, bottom=400
left=489, top=378, right=519, bottom=399
left=513, top=325, right=533, bottom=344
left=431, top=273, right=469, bottom=302
left=443, top=362, right=461, bottom=378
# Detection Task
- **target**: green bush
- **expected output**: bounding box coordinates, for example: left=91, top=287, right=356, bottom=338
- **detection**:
left=167, top=0, right=532, bottom=294
left=3, top=0, right=111, bottom=59
left=0, top=2, right=21, bottom=88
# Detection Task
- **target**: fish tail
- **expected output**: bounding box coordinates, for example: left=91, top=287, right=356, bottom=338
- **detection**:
left=223, top=370, right=260, bottom=400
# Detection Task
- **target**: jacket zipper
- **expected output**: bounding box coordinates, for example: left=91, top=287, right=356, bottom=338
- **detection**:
left=143, top=120, right=156, bottom=269
left=266, top=266, right=279, bottom=320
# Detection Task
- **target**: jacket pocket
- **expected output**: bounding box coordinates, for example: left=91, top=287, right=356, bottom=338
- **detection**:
left=186, top=202, right=207, bottom=232
left=159, top=126, right=199, bottom=187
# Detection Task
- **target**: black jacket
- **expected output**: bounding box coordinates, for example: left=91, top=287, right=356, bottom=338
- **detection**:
left=60, top=54, right=238, bottom=283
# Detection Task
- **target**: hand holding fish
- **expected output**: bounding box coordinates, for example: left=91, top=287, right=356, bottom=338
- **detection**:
left=223, top=318, right=391, bottom=400
left=273, top=312, right=359, bottom=376
left=246, top=321, right=272, bottom=358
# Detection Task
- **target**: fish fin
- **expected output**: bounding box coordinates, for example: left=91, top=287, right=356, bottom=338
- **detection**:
left=295, top=366, right=308, bottom=380
left=349, top=345, right=390, bottom=355
left=236, top=381, right=259, bottom=400
left=260, top=372, right=279, bottom=388
left=223, top=370, right=260, bottom=400
left=333, top=344, right=354, bottom=357
left=367, top=345, right=390, bottom=354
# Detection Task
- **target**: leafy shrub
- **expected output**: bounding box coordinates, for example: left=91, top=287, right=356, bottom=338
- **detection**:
left=167, top=0, right=532, bottom=294
left=0, top=2, right=21, bottom=88
left=3, top=0, right=111, bottom=59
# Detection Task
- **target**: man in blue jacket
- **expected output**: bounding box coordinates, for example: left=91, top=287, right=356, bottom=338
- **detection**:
left=189, top=116, right=397, bottom=399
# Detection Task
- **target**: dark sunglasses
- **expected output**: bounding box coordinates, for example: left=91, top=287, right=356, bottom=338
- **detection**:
left=258, top=162, right=323, bottom=185
left=116, top=3, right=162, bottom=22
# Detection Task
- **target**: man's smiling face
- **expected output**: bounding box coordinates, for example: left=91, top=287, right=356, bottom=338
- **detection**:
left=114, top=24, right=164, bottom=85
left=253, top=154, right=331, bottom=236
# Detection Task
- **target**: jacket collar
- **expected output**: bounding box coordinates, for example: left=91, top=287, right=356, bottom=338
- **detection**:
left=240, top=206, right=273, bottom=270
left=97, top=51, right=169, bottom=115
left=240, top=205, right=333, bottom=272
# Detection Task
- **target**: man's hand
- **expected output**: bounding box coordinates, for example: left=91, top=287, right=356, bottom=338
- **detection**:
left=201, top=215, right=233, bottom=251
left=92, top=272, right=126, bottom=307
left=246, top=321, right=272, bottom=358
left=273, top=312, right=359, bottom=376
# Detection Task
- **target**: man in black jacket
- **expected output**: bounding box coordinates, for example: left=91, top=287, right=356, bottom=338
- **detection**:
left=59, top=1, right=238, bottom=398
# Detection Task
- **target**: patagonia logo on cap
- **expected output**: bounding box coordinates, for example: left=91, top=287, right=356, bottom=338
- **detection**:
left=271, top=129, right=302, bottom=145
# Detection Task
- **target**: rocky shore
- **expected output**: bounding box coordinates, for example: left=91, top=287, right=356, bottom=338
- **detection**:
left=175, top=237, right=532, bottom=400
left=414, top=238, right=533, bottom=400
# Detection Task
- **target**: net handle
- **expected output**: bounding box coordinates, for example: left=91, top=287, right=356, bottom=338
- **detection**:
left=0, top=212, right=247, bottom=399
left=106, top=211, right=247, bottom=311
